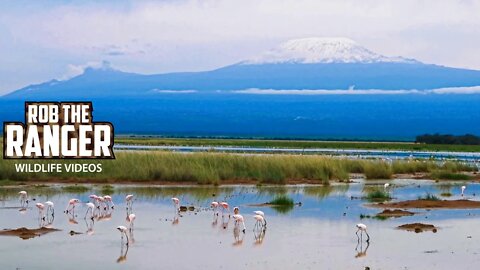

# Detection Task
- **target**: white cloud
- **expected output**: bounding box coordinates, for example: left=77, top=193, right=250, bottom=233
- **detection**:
left=1, top=0, right=480, bottom=94
left=235, top=86, right=480, bottom=95
left=59, top=61, right=113, bottom=80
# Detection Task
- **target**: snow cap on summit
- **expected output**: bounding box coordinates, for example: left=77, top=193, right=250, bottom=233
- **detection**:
left=243, top=37, right=419, bottom=65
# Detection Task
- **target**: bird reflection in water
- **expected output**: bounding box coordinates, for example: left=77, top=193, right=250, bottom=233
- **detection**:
left=117, top=241, right=129, bottom=263
left=253, top=227, right=266, bottom=246
left=233, top=227, right=244, bottom=246
left=85, top=218, right=95, bottom=235
left=355, top=241, right=370, bottom=258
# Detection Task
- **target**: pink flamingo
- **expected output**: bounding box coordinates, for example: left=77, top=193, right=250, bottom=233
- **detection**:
left=125, top=194, right=134, bottom=209
left=65, top=198, right=80, bottom=213
left=127, top=213, right=136, bottom=231
left=220, top=202, right=230, bottom=217
left=211, top=201, right=219, bottom=216
left=103, top=195, right=114, bottom=209
left=36, top=203, right=46, bottom=220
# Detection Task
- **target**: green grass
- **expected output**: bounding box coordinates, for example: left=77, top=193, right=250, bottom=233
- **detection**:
left=440, top=192, right=452, bottom=197
left=0, top=145, right=476, bottom=184
left=61, top=185, right=91, bottom=193
left=268, top=195, right=295, bottom=206
left=116, top=136, right=480, bottom=152
left=429, top=171, right=473, bottom=180
left=365, top=189, right=392, bottom=202
left=418, top=193, right=440, bottom=201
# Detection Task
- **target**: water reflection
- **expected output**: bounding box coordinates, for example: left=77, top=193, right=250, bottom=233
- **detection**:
left=117, top=243, right=128, bottom=264
left=2, top=182, right=480, bottom=269
left=233, top=227, right=244, bottom=246
left=355, top=241, right=369, bottom=258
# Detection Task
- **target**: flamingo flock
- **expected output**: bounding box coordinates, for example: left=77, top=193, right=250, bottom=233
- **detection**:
left=11, top=189, right=375, bottom=256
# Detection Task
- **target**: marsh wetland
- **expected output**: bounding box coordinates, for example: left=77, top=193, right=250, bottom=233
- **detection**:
left=1, top=180, right=480, bottom=269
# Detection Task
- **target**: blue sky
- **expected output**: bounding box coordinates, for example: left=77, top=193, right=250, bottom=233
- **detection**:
left=1, top=0, right=480, bottom=95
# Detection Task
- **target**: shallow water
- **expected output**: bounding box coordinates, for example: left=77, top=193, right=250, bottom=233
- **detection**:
left=1, top=180, right=480, bottom=269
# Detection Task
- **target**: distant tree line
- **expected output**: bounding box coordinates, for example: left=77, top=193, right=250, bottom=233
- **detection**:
left=416, top=133, right=480, bottom=145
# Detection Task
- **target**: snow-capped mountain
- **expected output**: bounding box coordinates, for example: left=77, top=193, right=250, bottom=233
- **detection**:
left=3, top=37, right=480, bottom=99
left=242, top=37, right=419, bottom=64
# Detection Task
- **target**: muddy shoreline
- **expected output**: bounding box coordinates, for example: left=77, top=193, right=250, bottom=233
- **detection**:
left=370, top=199, right=480, bottom=209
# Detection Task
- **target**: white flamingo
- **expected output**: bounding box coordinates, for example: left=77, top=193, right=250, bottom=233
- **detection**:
left=117, top=226, right=129, bottom=245
left=103, top=195, right=115, bottom=209
left=125, top=194, right=134, bottom=209
left=461, top=185, right=466, bottom=197
left=232, top=214, right=246, bottom=233
left=172, top=197, right=180, bottom=212
left=18, top=191, right=28, bottom=207
left=45, top=201, right=54, bottom=217
left=85, top=202, right=95, bottom=219
left=253, top=210, right=267, bottom=227
left=220, top=202, right=230, bottom=217
left=356, top=223, right=370, bottom=243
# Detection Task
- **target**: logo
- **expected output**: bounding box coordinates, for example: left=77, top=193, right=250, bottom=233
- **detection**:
left=3, top=102, right=114, bottom=159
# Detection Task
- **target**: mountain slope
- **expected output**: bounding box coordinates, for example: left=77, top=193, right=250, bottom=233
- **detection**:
left=3, top=38, right=480, bottom=99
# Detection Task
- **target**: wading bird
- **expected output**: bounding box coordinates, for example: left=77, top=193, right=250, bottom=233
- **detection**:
left=384, top=183, right=390, bottom=190
left=125, top=194, right=134, bottom=209
left=65, top=198, right=80, bottom=213
left=220, top=202, right=230, bottom=217
left=232, top=214, right=246, bottom=233
left=461, top=185, right=466, bottom=197
left=117, top=226, right=129, bottom=245
left=253, top=211, right=267, bottom=227
left=103, top=195, right=114, bottom=209
left=45, top=201, right=54, bottom=217
left=211, top=201, right=219, bottom=216
left=18, top=191, right=28, bottom=207
left=253, top=214, right=265, bottom=231
left=172, top=197, right=180, bottom=212
left=356, top=223, right=370, bottom=243
left=127, top=213, right=136, bottom=231
left=85, top=202, right=95, bottom=219
left=36, top=203, right=45, bottom=220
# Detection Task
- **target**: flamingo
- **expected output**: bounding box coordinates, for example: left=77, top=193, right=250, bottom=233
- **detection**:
left=103, top=195, right=114, bottom=209
left=89, top=194, right=99, bottom=207
left=384, top=183, right=390, bottom=190
left=172, top=197, right=180, bottom=212
left=253, top=210, right=267, bottom=227
left=94, top=196, right=106, bottom=210
left=232, top=214, right=246, bottom=233
left=117, top=226, right=129, bottom=245
left=127, top=213, right=136, bottom=231
left=253, top=214, right=265, bottom=230
left=461, top=185, right=466, bottom=197
left=125, top=194, right=134, bottom=209
left=220, top=202, right=230, bottom=217
left=35, top=203, right=45, bottom=220
left=65, top=198, right=80, bottom=213
left=45, top=201, right=54, bottom=217
left=211, top=201, right=219, bottom=216
left=18, top=191, right=28, bottom=207
left=356, top=223, right=370, bottom=243
left=85, top=202, right=95, bottom=219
